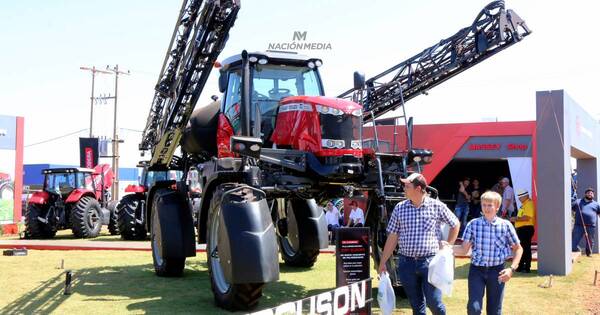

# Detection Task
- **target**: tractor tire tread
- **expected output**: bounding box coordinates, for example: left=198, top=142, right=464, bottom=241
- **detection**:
left=71, top=196, right=102, bottom=238
left=24, top=204, right=56, bottom=239
left=117, top=195, right=147, bottom=240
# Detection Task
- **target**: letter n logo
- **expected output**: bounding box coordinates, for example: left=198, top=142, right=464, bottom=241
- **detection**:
left=293, top=31, right=307, bottom=41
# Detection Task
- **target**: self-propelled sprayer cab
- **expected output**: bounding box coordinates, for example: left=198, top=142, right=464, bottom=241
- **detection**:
left=181, top=50, right=365, bottom=178
left=218, top=50, right=363, bottom=157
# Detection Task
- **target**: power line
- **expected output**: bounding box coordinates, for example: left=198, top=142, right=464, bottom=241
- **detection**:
left=24, top=128, right=88, bottom=148
left=120, top=127, right=143, bottom=133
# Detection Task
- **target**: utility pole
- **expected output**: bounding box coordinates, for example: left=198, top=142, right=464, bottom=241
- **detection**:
left=79, top=66, right=112, bottom=137
left=106, top=65, right=130, bottom=201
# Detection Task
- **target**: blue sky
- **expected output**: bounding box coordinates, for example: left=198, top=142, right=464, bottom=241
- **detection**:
left=1, top=0, right=598, bottom=167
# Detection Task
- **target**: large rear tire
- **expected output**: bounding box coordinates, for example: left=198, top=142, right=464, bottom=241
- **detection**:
left=71, top=196, right=102, bottom=238
left=277, top=198, right=320, bottom=267
left=117, top=194, right=147, bottom=240
left=151, top=189, right=185, bottom=277
left=107, top=200, right=119, bottom=235
left=207, top=184, right=264, bottom=311
left=24, top=204, right=56, bottom=239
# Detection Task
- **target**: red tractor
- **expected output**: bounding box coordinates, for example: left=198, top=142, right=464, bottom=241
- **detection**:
left=24, top=164, right=118, bottom=238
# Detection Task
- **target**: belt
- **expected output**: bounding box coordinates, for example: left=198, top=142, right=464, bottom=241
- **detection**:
left=471, top=264, right=504, bottom=271
left=400, top=254, right=435, bottom=260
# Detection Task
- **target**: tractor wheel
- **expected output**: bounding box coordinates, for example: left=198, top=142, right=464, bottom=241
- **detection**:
left=24, top=204, right=56, bottom=239
left=71, top=196, right=102, bottom=238
left=277, top=198, right=320, bottom=267
left=151, top=189, right=185, bottom=277
left=107, top=200, right=119, bottom=235
left=117, top=194, right=147, bottom=240
left=207, top=184, right=264, bottom=311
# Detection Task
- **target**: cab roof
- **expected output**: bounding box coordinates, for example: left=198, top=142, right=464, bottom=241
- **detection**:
left=42, top=168, right=96, bottom=175
left=220, top=51, right=322, bottom=70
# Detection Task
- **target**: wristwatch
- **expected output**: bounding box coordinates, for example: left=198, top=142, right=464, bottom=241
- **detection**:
left=510, top=266, right=516, bottom=272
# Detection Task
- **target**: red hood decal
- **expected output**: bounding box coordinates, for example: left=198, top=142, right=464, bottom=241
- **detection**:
left=271, top=96, right=363, bottom=158
left=281, top=96, right=362, bottom=113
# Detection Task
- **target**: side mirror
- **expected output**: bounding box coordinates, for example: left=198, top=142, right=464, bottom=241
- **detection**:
left=353, top=71, right=365, bottom=90
left=230, top=136, right=263, bottom=159
left=218, top=73, right=228, bottom=93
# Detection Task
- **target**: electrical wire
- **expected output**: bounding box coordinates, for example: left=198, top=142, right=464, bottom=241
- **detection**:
left=23, top=126, right=145, bottom=148
left=24, top=128, right=88, bottom=148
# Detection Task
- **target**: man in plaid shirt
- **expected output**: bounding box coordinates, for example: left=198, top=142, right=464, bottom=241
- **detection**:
left=378, top=173, right=460, bottom=315
left=457, top=191, right=523, bottom=315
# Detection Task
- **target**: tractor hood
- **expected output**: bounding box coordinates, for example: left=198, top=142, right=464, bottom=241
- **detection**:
left=270, top=96, right=364, bottom=157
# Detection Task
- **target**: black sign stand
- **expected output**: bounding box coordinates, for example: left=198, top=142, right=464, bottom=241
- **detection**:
left=336, top=227, right=371, bottom=314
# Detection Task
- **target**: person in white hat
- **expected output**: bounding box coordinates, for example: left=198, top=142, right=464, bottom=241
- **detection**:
left=511, top=189, right=536, bottom=272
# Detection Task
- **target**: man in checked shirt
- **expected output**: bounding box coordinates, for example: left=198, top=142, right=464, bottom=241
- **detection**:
left=378, top=173, right=460, bottom=315
left=456, top=191, right=523, bottom=315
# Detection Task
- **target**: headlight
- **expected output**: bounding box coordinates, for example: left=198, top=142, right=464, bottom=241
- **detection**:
left=316, top=105, right=343, bottom=116
left=322, top=139, right=345, bottom=149
left=407, top=149, right=434, bottom=165
left=350, top=140, right=362, bottom=149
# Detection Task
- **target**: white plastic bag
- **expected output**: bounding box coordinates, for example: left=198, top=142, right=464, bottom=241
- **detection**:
left=377, top=271, right=396, bottom=315
left=428, top=247, right=454, bottom=296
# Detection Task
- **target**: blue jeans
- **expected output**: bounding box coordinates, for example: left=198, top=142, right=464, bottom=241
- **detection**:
left=467, top=264, right=505, bottom=315
left=572, top=224, right=596, bottom=255
left=397, top=255, right=446, bottom=315
left=455, top=204, right=469, bottom=236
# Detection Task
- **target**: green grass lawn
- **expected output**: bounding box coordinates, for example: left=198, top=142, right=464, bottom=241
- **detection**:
left=0, top=249, right=599, bottom=314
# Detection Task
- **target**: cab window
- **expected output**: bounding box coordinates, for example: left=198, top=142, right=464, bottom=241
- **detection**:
left=223, top=70, right=242, bottom=133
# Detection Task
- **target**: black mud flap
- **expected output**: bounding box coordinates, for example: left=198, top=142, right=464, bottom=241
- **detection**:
left=218, top=190, right=279, bottom=284
left=292, top=198, right=329, bottom=250
left=155, top=190, right=196, bottom=258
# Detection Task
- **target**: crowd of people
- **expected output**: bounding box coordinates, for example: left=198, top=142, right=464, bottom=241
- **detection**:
left=324, top=200, right=365, bottom=244
left=454, top=176, right=517, bottom=225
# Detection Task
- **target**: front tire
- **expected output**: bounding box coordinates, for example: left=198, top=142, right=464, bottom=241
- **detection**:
left=207, top=184, right=264, bottom=311
left=71, top=196, right=102, bottom=238
left=107, top=200, right=119, bottom=235
left=117, top=194, right=147, bottom=240
left=277, top=198, right=320, bottom=267
left=24, top=204, right=56, bottom=239
left=151, top=189, right=185, bottom=277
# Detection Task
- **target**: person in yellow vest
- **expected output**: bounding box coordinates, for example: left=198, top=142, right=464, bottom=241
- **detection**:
left=511, top=189, right=536, bottom=273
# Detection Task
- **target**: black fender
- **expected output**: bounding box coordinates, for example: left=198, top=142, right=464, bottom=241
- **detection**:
left=198, top=171, right=244, bottom=243
left=146, top=180, right=176, bottom=232
left=153, top=188, right=196, bottom=258
left=218, top=186, right=279, bottom=284
left=290, top=198, right=329, bottom=250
